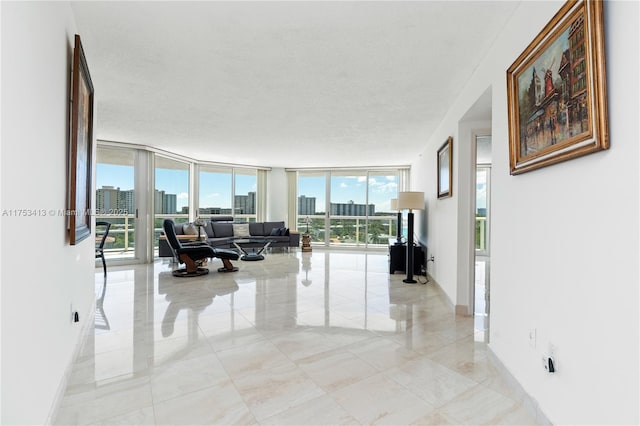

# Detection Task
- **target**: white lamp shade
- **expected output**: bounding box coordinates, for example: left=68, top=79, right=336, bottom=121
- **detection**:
left=398, top=191, right=425, bottom=210
left=390, top=198, right=398, bottom=211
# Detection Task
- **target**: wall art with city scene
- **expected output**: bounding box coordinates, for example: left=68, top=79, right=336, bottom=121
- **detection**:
left=507, top=0, right=608, bottom=175
left=69, top=35, right=94, bottom=244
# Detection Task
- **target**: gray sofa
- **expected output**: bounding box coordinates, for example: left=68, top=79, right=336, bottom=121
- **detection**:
left=159, top=216, right=299, bottom=257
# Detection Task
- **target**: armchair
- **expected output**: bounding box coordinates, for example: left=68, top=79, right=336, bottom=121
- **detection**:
left=163, top=219, right=239, bottom=277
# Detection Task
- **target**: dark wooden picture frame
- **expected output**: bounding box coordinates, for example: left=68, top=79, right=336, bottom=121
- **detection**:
left=506, top=0, right=608, bottom=175
left=69, top=34, right=94, bottom=245
left=437, top=136, right=453, bottom=199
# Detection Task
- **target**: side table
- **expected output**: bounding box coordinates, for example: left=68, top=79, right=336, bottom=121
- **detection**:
left=389, top=242, right=423, bottom=275
left=301, top=234, right=312, bottom=252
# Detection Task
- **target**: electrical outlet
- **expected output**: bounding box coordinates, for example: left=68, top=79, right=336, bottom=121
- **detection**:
left=70, top=304, right=79, bottom=323
left=542, top=355, right=556, bottom=373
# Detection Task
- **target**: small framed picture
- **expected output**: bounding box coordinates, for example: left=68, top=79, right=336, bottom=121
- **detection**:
left=437, top=137, right=453, bottom=199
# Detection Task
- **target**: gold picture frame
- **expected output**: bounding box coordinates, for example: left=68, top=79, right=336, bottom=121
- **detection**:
left=69, top=34, right=94, bottom=245
left=506, top=0, right=608, bottom=175
left=437, top=136, right=453, bottom=199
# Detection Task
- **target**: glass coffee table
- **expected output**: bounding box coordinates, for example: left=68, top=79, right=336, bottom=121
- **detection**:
left=231, top=238, right=274, bottom=261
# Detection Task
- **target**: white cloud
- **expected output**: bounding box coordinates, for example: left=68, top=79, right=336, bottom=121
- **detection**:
left=177, top=192, right=189, bottom=199
left=369, top=180, right=398, bottom=193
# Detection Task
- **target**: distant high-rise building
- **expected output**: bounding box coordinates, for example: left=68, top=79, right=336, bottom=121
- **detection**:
left=298, top=195, right=316, bottom=215
left=153, top=189, right=178, bottom=214
left=199, top=207, right=220, bottom=215
left=119, top=190, right=135, bottom=214
left=98, top=186, right=177, bottom=215
left=154, top=190, right=165, bottom=214
left=96, top=186, right=120, bottom=214
left=163, top=193, right=177, bottom=214
left=330, top=200, right=374, bottom=216
left=234, top=192, right=256, bottom=214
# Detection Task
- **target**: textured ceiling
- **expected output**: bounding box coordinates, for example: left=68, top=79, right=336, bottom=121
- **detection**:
left=71, top=1, right=518, bottom=168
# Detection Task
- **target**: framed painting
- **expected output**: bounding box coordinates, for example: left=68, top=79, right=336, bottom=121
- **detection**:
left=506, top=0, right=608, bottom=175
left=69, top=34, right=94, bottom=245
left=437, top=136, right=453, bottom=199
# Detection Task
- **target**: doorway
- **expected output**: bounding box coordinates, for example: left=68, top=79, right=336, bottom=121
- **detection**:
left=96, top=146, right=140, bottom=262
left=96, top=145, right=153, bottom=263
left=474, top=135, right=491, bottom=333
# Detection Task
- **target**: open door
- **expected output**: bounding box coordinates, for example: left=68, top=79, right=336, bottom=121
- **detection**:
left=474, top=135, right=491, bottom=334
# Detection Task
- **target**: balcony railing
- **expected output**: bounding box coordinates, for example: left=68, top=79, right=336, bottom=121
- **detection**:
left=96, top=213, right=190, bottom=258
left=297, top=215, right=397, bottom=247
left=97, top=214, right=486, bottom=256
left=476, top=216, right=487, bottom=251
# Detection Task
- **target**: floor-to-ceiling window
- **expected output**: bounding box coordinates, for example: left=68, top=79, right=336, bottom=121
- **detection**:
left=95, top=146, right=138, bottom=260
left=366, top=171, right=399, bottom=245
left=329, top=171, right=368, bottom=246
left=297, top=172, right=327, bottom=243
left=234, top=169, right=257, bottom=222
left=198, top=166, right=258, bottom=222
left=154, top=155, right=190, bottom=253
left=475, top=166, right=490, bottom=254
left=198, top=166, right=233, bottom=216
left=297, top=169, right=403, bottom=248
left=96, top=142, right=265, bottom=263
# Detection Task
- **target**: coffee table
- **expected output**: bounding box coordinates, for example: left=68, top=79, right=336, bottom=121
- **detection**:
left=232, top=238, right=274, bottom=261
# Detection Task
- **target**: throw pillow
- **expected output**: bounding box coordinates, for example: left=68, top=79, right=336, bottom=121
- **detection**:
left=212, top=222, right=233, bottom=238
left=183, top=223, right=198, bottom=235
left=269, top=227, right=280, bottom=236
left=233, top=223, right=251, bottom=237
left=278, top=227, right=288, bottom=236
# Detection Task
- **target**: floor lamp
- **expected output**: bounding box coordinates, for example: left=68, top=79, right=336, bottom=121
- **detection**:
left=390, top=198, right=403, bottom=245
left=398, top=191, right=424, bottom=284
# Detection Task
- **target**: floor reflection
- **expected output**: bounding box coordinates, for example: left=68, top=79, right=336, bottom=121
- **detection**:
left=158, top=271, right=239, bottom=338
left=55, top=250, right=536, bottom=425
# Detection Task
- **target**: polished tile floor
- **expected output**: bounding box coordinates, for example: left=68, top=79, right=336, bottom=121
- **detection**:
left=55, top=250, right=538, bottom=425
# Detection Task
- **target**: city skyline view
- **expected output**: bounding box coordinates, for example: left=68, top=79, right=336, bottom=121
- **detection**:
left=98, top=164, right=399, bottom=215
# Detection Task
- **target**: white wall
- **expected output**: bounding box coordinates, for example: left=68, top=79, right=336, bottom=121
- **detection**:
left=1, top=3, right=96, bottom=424
left=412, top=1, right=639, bottom=423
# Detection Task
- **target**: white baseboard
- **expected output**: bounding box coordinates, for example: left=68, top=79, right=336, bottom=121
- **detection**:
left=45, top=299, right=96, bottom=425
left=425, top=273, right=456, bottom=310
left=455, top=304, right=471, bottom=316
left=486, top=347, right=553, bottom=425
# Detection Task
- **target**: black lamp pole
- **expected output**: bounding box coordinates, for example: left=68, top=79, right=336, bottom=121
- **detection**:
left=403, top=209, right=417, bottom=284
left=395, top=211, right=403, bottom=244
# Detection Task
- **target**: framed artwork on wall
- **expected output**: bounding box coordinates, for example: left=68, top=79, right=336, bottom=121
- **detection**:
left=506, top=0, right=608, bottom=175
left=437, top=136, right=453, bottom=199
left=69, top=34, right=94, bottom=245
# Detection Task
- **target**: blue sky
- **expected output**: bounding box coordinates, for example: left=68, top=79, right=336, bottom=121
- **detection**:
left=299, top=174, right=398, bottom=213
left=96, top=164, right=255, bottom=210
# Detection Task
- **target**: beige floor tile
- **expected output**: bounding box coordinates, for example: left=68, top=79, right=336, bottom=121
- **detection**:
left=232, top=363, right=326, bottom=421
left=260, top=394, right=359, bottom=425
left=297, top=347, right=379, bottom=392
left=331, top=372, right=436, bottom=425
left=154, top=380, right=257, bottom=425
left=53, top=251, right=543, bottom=425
